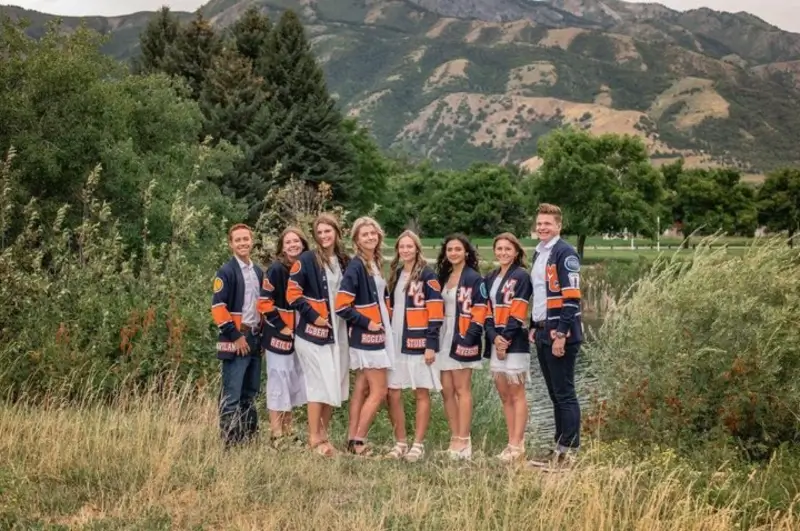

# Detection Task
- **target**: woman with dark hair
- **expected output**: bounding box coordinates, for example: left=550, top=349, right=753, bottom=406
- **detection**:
left=434, top=234, right=488, bottom=460
left=287, top=213, right=351, bottom=457
left=484, top=232, right=532, bottom=463
left=258, top=226, right=310, bottom=444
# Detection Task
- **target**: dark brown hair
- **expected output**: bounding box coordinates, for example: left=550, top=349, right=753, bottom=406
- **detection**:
left=276, top=226, right=310, bottom=267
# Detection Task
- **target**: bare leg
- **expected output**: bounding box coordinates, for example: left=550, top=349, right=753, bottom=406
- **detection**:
left=452, top=369, right=474, bottom=452
left=353, top=368, right=389, bottom=453
left=413, top=388, right=431, bottom=444
left=440, top=371, right=458, bottom=450
left=508, top=381, right=528, bottom=447
left=493, top=375, right=514, bottom=446
left=387, top=388, right=407, bottom=443
left=348, top=370, right=368, bottom=440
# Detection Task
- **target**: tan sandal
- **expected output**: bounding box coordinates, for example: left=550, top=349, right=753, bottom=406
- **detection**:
left=404, top=443, right=425, bottom=462
left=310, top=439, right=335, bottom=457
left=386, top=441, right=408, bottom=459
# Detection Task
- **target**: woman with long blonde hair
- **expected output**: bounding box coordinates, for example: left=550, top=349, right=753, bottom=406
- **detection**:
left=287, top=213, right=351, bottom=457
left=385, top=230, right=444, bottom=462
left=335, top=216, right=394, bottom=456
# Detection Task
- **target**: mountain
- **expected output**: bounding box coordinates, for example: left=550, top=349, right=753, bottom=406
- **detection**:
left=3, top=0, right=800, bottom=173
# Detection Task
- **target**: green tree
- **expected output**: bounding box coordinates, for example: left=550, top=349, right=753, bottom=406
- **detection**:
left=533, top=128, right=665, bottom=257
left=377, top=162, right=442, bottom=235
left=246, top=10, right=354, bottom=200
left=421, top=164, right=527, bottom=237
left=132, top=6, right=180, bottom=74
left=670, top=167, right=758, bottom=238
left=163, top=11, right=221, bottom=99
left=341, top=118, right=390, bottom=215
left=756, top=168, right=800, bottom=246
left=229, top=6, right=272, bottom=70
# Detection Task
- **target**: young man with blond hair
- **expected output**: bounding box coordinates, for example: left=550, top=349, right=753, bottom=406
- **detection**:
left=527, top=203, right=583, bottom=470
left=211, top=224, right=265, bottom=447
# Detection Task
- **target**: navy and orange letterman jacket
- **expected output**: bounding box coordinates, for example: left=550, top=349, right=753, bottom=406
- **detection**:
left=390, top=266, right=444, bottom=355
left=286, top=251, right=337, bottom=346
left=484, top=264, right=533, bottom=356
left=531, top=238, right=583, bottom=344
left=211, top=257, right=264, bottom=360
left=335, top=256, right=389, bottom=351
left=258, top=261, right=295, bottom=355
left=444, top=267, right=489, bottom=362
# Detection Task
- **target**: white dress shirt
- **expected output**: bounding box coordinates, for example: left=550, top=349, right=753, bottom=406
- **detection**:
left=530, top=236, right=560, bottom=323
left=236, top=256, right=260, bottom=328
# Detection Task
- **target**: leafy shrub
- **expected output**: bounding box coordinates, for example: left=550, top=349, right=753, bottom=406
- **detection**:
left=587, top=239, right=800, bottom=459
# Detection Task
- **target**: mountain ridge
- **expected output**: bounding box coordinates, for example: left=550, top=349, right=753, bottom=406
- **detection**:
left=2, top=0, right=800, bottom=173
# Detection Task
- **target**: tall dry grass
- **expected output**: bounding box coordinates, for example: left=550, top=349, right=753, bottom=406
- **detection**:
left=0, top=383, right=796, bottom=530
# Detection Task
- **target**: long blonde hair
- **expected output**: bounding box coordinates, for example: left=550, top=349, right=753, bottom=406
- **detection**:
left=312, top=213, right=349, bottom=271
left=350, top=216, right=385, bottom=275
left=389, top=230, right=427, bottom=294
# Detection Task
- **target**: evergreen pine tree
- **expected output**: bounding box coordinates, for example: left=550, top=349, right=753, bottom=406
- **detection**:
left=246, top=10, right=354, bottom=201
left=229, top=7, right=272, bottom=70
left=200, top=46, right=269, bottom=215
left=163, top=12, right=222, bottom=99
left=133, top=7, right=180, bottom=75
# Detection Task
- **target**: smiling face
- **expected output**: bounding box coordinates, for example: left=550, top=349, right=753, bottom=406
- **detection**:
left=397, top=236, right=417, bottom=265
left=536, top=213, right=562, bottom=243
left=315, top=223, right=336, bottom=251
left=282, top=231, right=304, bottom=262
left=356, top=223, right=380, bottom=253
left=446, top=238, right=466, bottom=267
left=229, top=228, right=253, bottom=262
left=493, top=238, right=517, bottom=268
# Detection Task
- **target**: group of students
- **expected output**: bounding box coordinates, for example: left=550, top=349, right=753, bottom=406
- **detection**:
left=211, top=203, right=582, bottom=469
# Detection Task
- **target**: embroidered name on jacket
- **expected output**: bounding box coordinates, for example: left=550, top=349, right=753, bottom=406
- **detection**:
left=269, top=337, right=293, bottom=351
left=405, top=337, right=426, bottom=350
left=361, top=332, right=386, bottom=345
left=304, top=324, right=330, bottom=339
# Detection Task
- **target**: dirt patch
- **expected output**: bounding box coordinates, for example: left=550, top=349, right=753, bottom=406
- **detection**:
left=464, top=21, right=493, bottom=43
left=506, top=62, right=557, bottom=93
left=463, top=19, right=538, bottom=45
left=387, top=74, right=402, bottom=82
left=406, top=46, right=427, bottom=63
left=347, top=89, right=391, bottom=118
left=424, top=59, right=469, bottom=92
left=648, top=77, right=729, bottom=129
left=538, top=28, right=586, bottom=50
left=752, top=60, right=800, bottom=88
left=607, top=33, right=643, bottom=65
left=397, top=92, right=669, bottom=162
left=594, top=84, right=613, bottom=107
left=426, top=17, right=457, bottom=38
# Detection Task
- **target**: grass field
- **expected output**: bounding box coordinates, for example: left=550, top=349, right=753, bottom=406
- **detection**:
left=1, top=381, right=796, bottom=530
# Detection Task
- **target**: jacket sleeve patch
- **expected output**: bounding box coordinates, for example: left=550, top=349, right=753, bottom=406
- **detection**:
left=213, top=277, right=224, bottom=293
left=479, top=282, right=488, bottom=299
left=262, top=277, right=274, bottom=291
left=564, top=255, right=581, bottom=272
left=290, top=260, right=301, bottom=275
left=427, top=279, right=441, bottom=292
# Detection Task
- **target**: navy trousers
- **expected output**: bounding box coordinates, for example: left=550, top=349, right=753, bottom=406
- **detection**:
left=219, top=331, right=262, bottom=446
left=535, top=338, right=581, bottom=450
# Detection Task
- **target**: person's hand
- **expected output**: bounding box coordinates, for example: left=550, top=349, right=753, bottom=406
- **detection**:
left=529, top=329, right=536, bottom=342
left=367, top=320, right=383, bottom=332
left=314, top=316, right=330, bottom=327
left=552, top=337, right=566, bottom=357
left=234, top=336, right=250, bottom=356
left=494, top=337, right=508, bottom=360
left=424, top=348, right=435, bottom=365
left=280, top=327, right=293, bottom=337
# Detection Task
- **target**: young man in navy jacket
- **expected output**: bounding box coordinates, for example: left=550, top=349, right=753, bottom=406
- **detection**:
left=211, top=224, right=264, bottom=447
left=527, top=204, right=583, bottom=470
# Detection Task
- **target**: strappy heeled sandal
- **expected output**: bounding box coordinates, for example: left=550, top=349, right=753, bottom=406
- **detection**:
left=310, top=439, right=335, bottom=457
left=448, top=436, right=472, bottom=460
left=497, top=444, right=525, bottom=463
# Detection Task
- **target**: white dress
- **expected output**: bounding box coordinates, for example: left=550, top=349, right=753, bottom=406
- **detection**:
left=265, top=348, right=307, bottom=412
left=488, top=276, right=530, bottom=384
left=349, top=264, right=394, bottom=370
left=388, top=270, right=442, bottom=391
left=293, top=257, right=350, bottom=406
left=436, top=283, right=483, bottom=372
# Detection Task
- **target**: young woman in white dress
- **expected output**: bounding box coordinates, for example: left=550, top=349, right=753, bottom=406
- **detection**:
left=484, top=232, right=533, bottom=463
left=287, top=213, right=351, bottom=457
left=335, top=216, right=394, bottom=456
left=434, top=234, right=487, bottom=459
left=385, top=230, right=444, bottom=462
left=258, top=227, right=309, bottom=444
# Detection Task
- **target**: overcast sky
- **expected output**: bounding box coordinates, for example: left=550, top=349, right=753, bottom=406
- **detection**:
left=6, top=1, right=800, bottom=33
